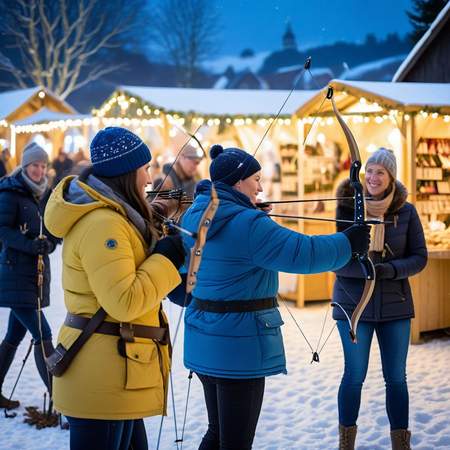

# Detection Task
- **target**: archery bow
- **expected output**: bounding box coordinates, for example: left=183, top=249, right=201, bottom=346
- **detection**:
left=328, top=86, right=376, bottom=343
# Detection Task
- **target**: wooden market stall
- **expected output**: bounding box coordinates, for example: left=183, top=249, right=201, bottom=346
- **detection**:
left=293, top=79, right=450, bottom=342
left=0, top=87, right=76, bottom=166
left=93, top=86, right=317, bottom=182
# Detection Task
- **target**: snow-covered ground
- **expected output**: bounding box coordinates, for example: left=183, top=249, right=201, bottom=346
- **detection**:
left=1, top=247, right=449, bottom=449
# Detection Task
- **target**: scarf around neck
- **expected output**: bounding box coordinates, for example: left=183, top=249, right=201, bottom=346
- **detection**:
left=365, top=183, right=396, bottom=252
left=20, top=167, right=48, bottom=199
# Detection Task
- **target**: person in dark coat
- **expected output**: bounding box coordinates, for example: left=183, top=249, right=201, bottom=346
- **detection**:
left=0, top=159, right=6, bottom=178
left=51, top=149, right=73, bottom=187
left=0, top=142, right=60, bottom=409
left=152, top=144, right=203, bottom=198
left=333, top=148, right=427, bottom=450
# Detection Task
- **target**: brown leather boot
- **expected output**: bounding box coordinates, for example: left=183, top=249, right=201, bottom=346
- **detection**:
left=391, top=429, right=411, bottom=450
left=339, top=424, right=357, bottom=450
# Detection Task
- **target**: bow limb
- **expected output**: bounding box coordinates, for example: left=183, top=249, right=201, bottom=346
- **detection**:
left=186, top=184, right=219, bottom=293
left=329, top=87, right=376, bottom=343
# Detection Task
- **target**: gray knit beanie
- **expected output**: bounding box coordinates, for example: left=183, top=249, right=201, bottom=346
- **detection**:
left=21, top=142, right=49, bottom=167
left=365, top=147, right=397, bottom=179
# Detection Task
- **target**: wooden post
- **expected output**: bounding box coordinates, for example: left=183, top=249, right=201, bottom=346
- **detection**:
left=404, top=114, right=417, bottom=204
left=10, top=125, right=16, bottom=165
left=296, top=117, right=305, bottom=308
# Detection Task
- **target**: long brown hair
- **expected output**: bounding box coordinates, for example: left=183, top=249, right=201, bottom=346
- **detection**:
left=80, top=166, right=159, bottom=244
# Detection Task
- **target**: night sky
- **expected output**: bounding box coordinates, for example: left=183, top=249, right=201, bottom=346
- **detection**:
left=214, top=0, right=415, bottom=55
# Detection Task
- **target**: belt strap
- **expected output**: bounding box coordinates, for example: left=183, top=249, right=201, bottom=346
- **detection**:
left=192, top=297, right=278, bottom=313
left=65, top=313, right=169, bottom=343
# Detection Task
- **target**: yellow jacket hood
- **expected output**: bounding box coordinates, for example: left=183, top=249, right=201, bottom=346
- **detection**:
left=44, top=176, right=126, bottom=239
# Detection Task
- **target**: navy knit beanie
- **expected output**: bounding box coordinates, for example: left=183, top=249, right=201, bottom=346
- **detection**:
left=90, top=127, right=151, bottom=177
left=209, top=145, right=261, bottom=186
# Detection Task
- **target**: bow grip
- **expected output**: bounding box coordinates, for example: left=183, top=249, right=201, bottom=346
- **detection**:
left=358, top=257, right=375, bottom=281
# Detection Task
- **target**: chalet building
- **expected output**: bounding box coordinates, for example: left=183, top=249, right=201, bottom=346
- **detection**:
left=393, top=2, right=450, bottom=82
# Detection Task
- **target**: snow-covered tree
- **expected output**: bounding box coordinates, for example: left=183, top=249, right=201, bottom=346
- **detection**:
left=407, top=0, right=449, bottom=43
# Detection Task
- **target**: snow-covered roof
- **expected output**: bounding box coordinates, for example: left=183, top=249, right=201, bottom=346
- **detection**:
left=341, top=55, right=406, bottom=81
left=13, top=108, right=87, bottom=125
left=276, top=65, right=332, bottom=76
left=0, top=87, right=76, bottom=121
left=296, top=79, right=450, bottom=116
left=118, top=85, right=318, bottom=116
left=0, top=87, right=41, bottom=120
left=201, top=52, right=270, bottom=75
left=393, top=2, right=450, bottom=81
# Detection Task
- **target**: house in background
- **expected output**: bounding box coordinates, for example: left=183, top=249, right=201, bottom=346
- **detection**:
left=393, top=2, right=450, bottom=82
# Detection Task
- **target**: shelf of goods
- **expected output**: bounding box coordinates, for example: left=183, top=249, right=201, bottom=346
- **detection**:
left=411, top=137, right=450, bottom=343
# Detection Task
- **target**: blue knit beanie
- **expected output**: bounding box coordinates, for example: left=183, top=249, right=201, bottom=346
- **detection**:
left=209, top=145, right=261, bottom=186
left=90, top=127, right=151, bottom=177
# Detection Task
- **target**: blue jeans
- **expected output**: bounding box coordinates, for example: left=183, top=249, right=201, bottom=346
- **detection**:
left=4, top=308, right=52, bottom=346
left=337, top=319, right=410, bottom=430
left=66, top=417, right=148, bottom=450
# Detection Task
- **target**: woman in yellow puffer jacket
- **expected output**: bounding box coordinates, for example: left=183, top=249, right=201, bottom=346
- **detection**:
left=44, top=127, right=184, bottom=450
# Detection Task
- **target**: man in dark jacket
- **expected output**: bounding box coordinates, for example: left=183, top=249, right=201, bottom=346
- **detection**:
left=152, top=144, right=203, bottom=198
left=0, top=142, right=60, bottom=409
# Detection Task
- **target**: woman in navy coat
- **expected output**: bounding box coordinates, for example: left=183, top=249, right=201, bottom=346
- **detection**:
left=333, top=148, right=427, bottom=450
left=181, top=144, right=370, bottom=450
left=0, top=143, right=59, bottom=409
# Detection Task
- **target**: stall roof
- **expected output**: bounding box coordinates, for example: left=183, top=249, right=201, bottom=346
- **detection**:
left=0, top=87, right=76, bottom=122
left=393, top=2, right=450, bottom=82
left=118, top=85, right=318, bottom=116
left=295, top=79, right=450, bottom=116
left=13, top=108, right=87, bottom=126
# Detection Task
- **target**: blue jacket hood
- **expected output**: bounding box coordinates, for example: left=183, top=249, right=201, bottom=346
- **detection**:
left=185, top=179, right=264, bottom=239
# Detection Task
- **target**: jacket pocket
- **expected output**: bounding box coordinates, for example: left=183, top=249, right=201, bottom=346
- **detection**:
left=0, top=248, right=16, bottom=265
left=124, top=341, right=162, bottom=390
left=255, top=309, right=284, bottom=335
left=255, top=309, right=285, bottom=362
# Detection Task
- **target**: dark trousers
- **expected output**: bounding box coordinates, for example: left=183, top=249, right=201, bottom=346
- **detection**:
left=337, top=319, right=410, bottom=430
left=197, top=373, right=265, bottom=450
left=66, top=417, right=148, bottom=450
left=4, top=308, right=52, bottom=345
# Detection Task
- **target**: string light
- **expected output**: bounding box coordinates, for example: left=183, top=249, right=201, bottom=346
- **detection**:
left=7, top=88, right=450, bottom=137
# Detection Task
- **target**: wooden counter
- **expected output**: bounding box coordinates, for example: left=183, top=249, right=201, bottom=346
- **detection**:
left=410, top=249, right=450, bottom=344
left=279, top=217, right=335, bottom=307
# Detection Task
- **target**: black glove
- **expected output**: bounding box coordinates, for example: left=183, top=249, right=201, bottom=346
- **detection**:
left=342, top=224, right=371, bottom=256
left=30, top=236, right=51, bottom=255
left=153, top=234, right=185, bottom=269
left=375, top=262, right=396, bottom=280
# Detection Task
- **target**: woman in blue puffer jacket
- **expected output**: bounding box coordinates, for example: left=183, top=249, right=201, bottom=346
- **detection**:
left=181, top=144, right=370, bottom=450
left=332, top=148, right=427, bottom=450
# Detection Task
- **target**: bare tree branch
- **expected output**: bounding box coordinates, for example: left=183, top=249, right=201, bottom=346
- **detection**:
left=0, top=0, right=149, bottom=98
left=151, top=0, right=220, bottom=87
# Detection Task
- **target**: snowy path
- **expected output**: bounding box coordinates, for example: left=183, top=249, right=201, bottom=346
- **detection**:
left=1, top=248, right=449, bottom=449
